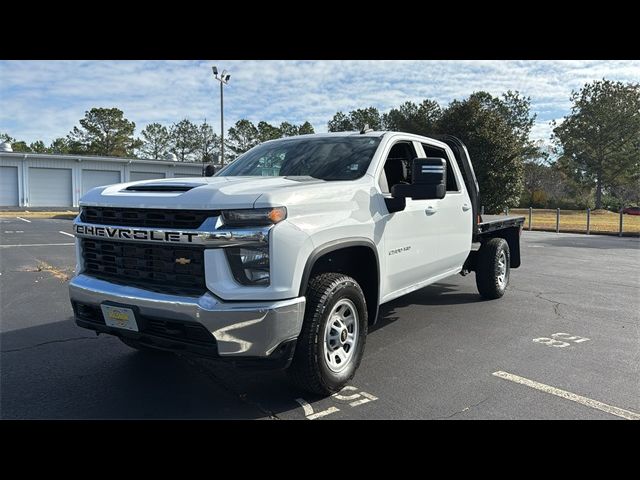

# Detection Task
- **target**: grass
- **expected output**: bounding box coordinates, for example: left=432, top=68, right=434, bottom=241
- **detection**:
left=510, top=208, right=640, bottom=235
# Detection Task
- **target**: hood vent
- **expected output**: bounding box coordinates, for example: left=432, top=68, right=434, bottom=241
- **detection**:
left=124, top=183, right=201, bottom=192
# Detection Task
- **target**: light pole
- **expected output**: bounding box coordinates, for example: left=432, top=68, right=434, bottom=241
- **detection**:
left=212, top=66, right=231, bottom=167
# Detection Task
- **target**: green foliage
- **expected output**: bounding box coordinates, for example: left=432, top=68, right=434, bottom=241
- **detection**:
left=328, top=107, right=383, bottom=131
left=169, top=119, right=199, bottom=161
left=227, top=119, right=315, bottom=158
left=278, top=122, right=299, bottom=137
left=327, top=112, right=352, bottom=132
left=437, top=91, right=535, bottom=212
left=531, top=190, right=548, bottom=207
left=382, top=100, right=441, bottom=134
left=227, top=119, right=259, bottom=156
left=276, top=121, right=315, bottom=138
left=11, top=141, right=32, bottom=152
left=257, top=121, right=281, bottom=142
left=326, top=92, right=535, bottom=212
left=66, top=107, right=141, bottom=157
left=49, top=137, right=70, bottom=154
left=139, top=123, right=170, bottom=159
left=1, top=133, right=32, bottom=152
left=298, top=121, right=315, bottom=135
left=599, top=194, right=627, bottom=212
left=29, top=140, right=48, bottom=153
left=553, top=79, right=640, bottom=209
left=197, top=121, right=219, bottom=163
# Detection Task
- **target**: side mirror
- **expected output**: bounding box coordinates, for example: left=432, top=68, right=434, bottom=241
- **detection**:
left=391, top=157, right=446, bottom=200
left=204, top=164, right=216, bottom=177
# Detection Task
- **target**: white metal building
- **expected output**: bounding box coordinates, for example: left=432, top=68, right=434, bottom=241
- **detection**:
left=0, top=147, right=204, bottom=207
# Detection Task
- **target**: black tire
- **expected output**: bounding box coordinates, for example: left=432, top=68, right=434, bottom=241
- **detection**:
left=287, top=273, right=368, bottom=396
left=475, top=237, right=510, bottom=300
left=119, top=337, right=172, bottom=354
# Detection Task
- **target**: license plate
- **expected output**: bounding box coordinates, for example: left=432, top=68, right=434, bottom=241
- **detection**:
left=101, top=305, right=139, bottom=332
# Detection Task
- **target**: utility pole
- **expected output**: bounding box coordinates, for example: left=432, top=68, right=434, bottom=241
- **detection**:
left=212, top=66, right=231, bottom=167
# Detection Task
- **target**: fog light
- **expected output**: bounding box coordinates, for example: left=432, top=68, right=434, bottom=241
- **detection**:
left=225, top=246, right=270, bottom=286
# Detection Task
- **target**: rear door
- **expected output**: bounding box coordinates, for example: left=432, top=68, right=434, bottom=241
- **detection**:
left=377, top=138, right=445, bottom=299
left=418, top=140, right=472, bottom=272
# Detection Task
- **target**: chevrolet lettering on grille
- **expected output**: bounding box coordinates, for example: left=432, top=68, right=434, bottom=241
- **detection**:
left=74, top=224, right=198, bottom=243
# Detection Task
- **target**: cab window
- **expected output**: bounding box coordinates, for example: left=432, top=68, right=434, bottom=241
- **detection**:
left=379, top=141, right=417, bottom=194
left=421, top=143, right=459, bottom=192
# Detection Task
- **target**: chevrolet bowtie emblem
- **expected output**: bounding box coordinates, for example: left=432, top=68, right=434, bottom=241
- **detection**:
left=175, top=257, right=192, bottom=265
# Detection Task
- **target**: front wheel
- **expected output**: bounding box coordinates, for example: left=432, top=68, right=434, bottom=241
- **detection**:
left=475, top=237, right=510, bottom=299
left=287, top=273, right=368, bottom=396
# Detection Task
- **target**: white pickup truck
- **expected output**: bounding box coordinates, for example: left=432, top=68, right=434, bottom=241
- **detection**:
left=69, top=131, right=524, bottom=395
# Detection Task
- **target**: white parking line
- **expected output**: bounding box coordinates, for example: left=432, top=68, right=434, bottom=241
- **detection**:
left=16, top=216, right=31, bottom=223
left=0, top=243, right=74, bottom=248
left=493, top=371, right=640, bottom=420
left=58, top=231, right=74, bottom=238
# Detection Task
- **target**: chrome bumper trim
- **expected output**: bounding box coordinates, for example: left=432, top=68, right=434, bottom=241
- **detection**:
left=69, top=274, right=305, bottom=357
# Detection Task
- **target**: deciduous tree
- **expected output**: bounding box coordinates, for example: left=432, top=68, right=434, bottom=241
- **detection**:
left=437, top=91, right=536, bottom=212
left=552, top=79, right=640, bottom=209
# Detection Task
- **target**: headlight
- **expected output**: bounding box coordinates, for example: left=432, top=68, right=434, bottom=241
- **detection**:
left=225, top=246, right=270, bottom=286
left=221, top=207, right=287, bottom=227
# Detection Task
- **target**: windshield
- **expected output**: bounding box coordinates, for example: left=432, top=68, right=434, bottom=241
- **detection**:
left=217, top=136, right=382, bottom=180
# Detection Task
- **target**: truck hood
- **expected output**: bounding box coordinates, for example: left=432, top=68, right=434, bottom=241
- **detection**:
left=79, top=175, right=330, bottom=210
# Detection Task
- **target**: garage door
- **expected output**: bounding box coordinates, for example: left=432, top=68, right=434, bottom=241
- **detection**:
left=130, top=171, right=166, bottom=181
left=0, top=166, right=19, bottom=206
left=29, top=168, right=72, bottom=207
left=82, top=170, right=121, bottom=195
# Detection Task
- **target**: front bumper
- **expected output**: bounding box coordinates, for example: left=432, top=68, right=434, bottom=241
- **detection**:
left=69, top=274, right=305, bottom=359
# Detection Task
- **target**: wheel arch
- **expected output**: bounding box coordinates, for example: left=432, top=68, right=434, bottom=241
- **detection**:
left=299, top=238, right=380, bottom=325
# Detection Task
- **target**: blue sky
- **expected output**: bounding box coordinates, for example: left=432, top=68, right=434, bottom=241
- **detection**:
left=1, top=60, right=639, bottom=146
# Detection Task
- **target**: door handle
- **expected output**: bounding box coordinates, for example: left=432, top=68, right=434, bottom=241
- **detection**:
left=425, top=206, right=437, bottom=215
left=462, top=204, right=471, bottom=211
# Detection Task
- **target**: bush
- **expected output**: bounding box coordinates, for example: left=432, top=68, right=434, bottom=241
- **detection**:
left=600, top=194, right=625, bottom=212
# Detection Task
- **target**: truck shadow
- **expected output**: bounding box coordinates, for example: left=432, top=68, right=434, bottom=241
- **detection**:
left=370, top=283, right=482, bottom=334
left=1, top=282, right=483, bottom=420
left=0, top=318, right=268, bottom=419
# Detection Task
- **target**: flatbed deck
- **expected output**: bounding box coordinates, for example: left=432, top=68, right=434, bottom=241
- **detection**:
left=477, top=215, right=525, bottom=235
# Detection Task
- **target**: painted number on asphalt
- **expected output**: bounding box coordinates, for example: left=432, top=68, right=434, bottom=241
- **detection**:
left=295, top=386, right=378, bottom=420
left=332, top=385, right=379, bottom=406
left=532, top=332, right=590, bottom=348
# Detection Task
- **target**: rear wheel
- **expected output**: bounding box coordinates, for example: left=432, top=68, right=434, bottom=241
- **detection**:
left=475, top=237, right=510, bottom=299
left=287, top=273, right=368, bottom=396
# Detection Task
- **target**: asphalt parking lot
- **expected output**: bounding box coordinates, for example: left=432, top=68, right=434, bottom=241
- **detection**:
left=1, top=216, right=638, bottom=420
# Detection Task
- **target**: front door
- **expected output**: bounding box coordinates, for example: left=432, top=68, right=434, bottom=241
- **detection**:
left=378, top=140, right=445, bottom=300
